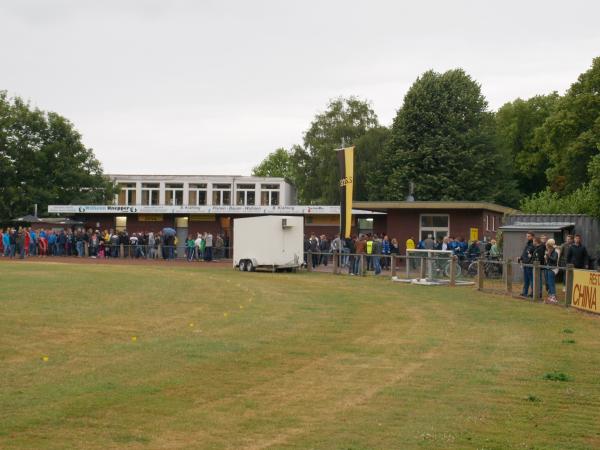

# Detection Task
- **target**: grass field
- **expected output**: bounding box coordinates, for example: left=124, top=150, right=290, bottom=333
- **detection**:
left=1, top=260, right=600, bottom=450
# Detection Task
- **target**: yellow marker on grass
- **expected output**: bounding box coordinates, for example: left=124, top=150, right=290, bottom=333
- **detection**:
left=131, top=336, right=137, bottom=342
left=42, top=356, right=49, bottom=362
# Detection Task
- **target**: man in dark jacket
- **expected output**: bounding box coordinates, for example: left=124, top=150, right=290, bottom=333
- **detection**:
left=519, top=232, right=535, bottom=297
left=531, top=236, right=546, bottom=298
left=567, top=234, right=589, bottom=269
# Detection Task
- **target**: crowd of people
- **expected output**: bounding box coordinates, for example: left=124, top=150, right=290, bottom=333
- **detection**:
left=519, top=232, right=591, bottom=304
left=0, top=227, right=229, bottom=261
left=303, top=232, right=500, bottom=275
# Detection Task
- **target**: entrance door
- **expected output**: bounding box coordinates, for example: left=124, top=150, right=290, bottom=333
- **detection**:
left=175, top=217, right=189, bottom=259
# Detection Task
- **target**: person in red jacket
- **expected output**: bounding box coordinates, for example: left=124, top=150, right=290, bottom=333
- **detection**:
left=24, top=228, right=31, bottom=257
left=38, top=235, right=48, bottom=256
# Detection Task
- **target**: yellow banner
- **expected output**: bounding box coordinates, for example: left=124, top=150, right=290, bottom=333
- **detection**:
left=470, top=228, right=479, bottom=242
left=138, top=214, right=163, bottom=222
left=571, top=270, right=599, bottom=314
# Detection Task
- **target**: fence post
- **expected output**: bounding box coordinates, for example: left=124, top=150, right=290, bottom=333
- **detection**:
left=476, top=259, right=484, bottom=290
left=307, top=252, right=313, bottom=272
left=504, top=260, right=513, bottom=295
left=420, top=256, right=427, bottom=279
left=565, top=264, right=574, bottom=307
left=532, top=261, right=540, bottom=302
left=119, top=243, right=124, bottom=258
left=449, top=255, right=457, bottom=287
left=360, top=254, right=366, bottom=276
left=391, top=255, right=397, bottom=278
left=84, top=242, right=89, bottom=257
left=333, top=250, right=339, bottom=274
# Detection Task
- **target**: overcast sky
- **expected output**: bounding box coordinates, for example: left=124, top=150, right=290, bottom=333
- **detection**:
left=1, top=0, right=599, bottom=175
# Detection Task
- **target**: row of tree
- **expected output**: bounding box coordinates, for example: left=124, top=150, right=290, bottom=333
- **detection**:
left=253, top=57, right=600, bottom=216
left=0, top=91, right=115, bottom=221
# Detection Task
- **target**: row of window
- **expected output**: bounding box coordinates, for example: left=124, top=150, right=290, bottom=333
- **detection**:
left=117, top=183, right=281, bottom=206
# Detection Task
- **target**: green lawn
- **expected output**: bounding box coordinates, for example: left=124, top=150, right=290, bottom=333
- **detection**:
left=1, top=261, right=600, bottom=449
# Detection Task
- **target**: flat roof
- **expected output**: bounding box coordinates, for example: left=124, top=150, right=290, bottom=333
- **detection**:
left=107, top=174, right=288, bottom=182
left=499, top=222, right=575, bottom=232
left=47, top=205, right=385, bottom=215
left=353, top=201, right=517, bottom=215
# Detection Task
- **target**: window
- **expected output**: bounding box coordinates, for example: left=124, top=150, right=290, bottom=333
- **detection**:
left=485, top=215, right=490, bottom=231
left=419, top=214, right=449, bottom=241
left=212, top=183, right=231, bottom=205
left=141, top=183, right=160, bottom=206
left=117, top=183, right=136, bottom=205
left=188, top=183, right=207, bottom=206
left=236, top=184, right=256, bottom=206
left=261, top=183, right=280, bottom=206
left=165, top=183, right=184, bottom=206
left=492, top=215, right=496, bottom=231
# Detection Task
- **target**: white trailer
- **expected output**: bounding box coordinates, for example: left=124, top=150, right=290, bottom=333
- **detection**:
left=233, top=215, right=304, bottom=272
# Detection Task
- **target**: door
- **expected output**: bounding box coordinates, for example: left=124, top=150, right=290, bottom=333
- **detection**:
left=175, top=217, right=189, bottom=259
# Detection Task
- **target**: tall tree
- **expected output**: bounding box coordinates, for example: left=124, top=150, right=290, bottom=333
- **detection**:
left=0, top=91, right=116, bottom=221
left=381, top=69, right=516, bottom=203
left=252, top=147, right=293, bottom=179
left=297, top=97, right=379, bottom=204
left=495, top=93, right=560, bottom=197
left=354, top=126, right=390, bottom=200
left=539, top=57, right=600, bottom=193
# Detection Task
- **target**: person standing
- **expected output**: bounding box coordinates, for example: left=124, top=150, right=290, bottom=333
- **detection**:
left=424, top=234, right=435, bottom=250
left=319, top=235, right=330, bottom=266
left=567, top=234, right=589, bottom=269
left=544, top=239, right=559, bottom=304
left=204, top=232, right=213, bottom=261
left=519, top=232, right=535, bottom=298
left=381, top=235, right=391, bottom=270
left=372, top=234, right=382, bottom=275
left=559, top=234, right=573, bottom=267
left=330, top=233, right=342, bottom=267
left=531, top=236, right=546, bottom=299
left=2, top=229, right=10, bottom=257
left=16, top=229, right=26, bottom=259
left=354, top=235, right=366, bottom=275
left=308, top=233, right=319, bottom=269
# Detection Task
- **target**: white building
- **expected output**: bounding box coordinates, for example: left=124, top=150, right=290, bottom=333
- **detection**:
left=110, top=174, right=297, bottom=207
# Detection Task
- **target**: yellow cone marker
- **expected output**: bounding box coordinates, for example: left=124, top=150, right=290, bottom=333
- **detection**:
left=189, top=323, right=194, bottom=328
left=223, top=312, right=228, bottom=317
left=42, top=356, right=49, bottom=362
left=131, top=336, right=137, bottom=342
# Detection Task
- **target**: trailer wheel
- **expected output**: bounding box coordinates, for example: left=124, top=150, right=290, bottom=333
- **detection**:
left=238, top=260, right=246, bottom=272
left=246, top=261, right=254, bottom=272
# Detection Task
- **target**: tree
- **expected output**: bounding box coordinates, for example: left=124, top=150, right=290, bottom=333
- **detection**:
left=381, top=69, right=517, bottom=203
left=539, top=57, right=600, bottom=193
left=521, top=153, right=600, bottom=218
left=495, top=93, right=560, bottom=197
left=354, top=126, right=391, bottom=200
left=252, top=147, right=293, bottom=179
left=0, top=91, right=116, bottom=221
left=298, top=97, right=379, bottom=204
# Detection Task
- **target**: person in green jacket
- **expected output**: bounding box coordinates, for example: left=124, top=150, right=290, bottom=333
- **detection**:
left=186, top=236, right=195, bottom=261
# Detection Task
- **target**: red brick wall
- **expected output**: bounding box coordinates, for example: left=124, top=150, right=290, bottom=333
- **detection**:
left=383, top=209, right=503, bottom=253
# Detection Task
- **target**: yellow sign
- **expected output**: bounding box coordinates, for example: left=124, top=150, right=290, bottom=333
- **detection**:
left=138, top=214, right=163, bottom=222
left=190, top=214, right=216, bottom=222
left=571, top=270, right=599, bottom=314
left=470, top=228, right=479, bottom=242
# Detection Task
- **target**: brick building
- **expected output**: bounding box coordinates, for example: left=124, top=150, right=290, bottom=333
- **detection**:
left=47, top=174, right=515, bottom=255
